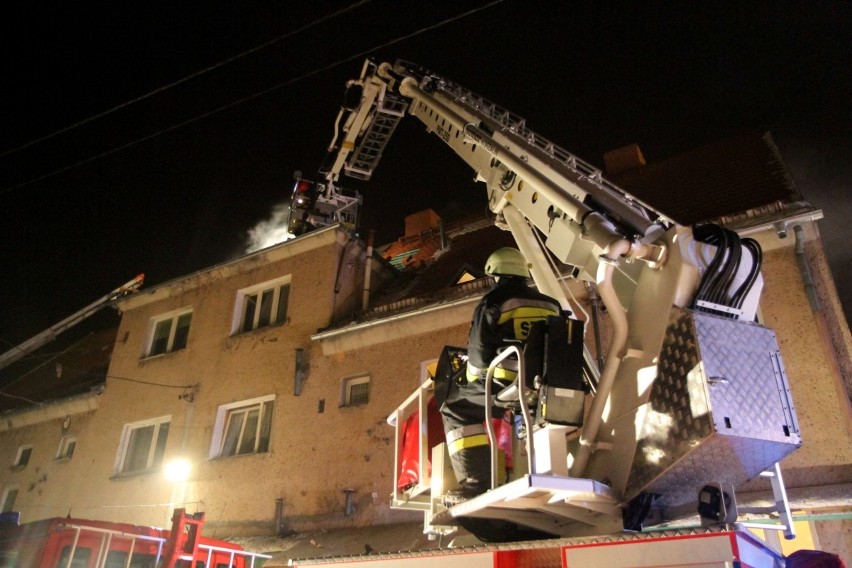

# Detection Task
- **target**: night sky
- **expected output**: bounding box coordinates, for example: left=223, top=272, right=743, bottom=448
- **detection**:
left=1, top=1, right=850, bottom=349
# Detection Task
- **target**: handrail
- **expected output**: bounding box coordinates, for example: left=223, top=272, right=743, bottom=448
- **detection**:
left=483, top=345, right=535, bottom=488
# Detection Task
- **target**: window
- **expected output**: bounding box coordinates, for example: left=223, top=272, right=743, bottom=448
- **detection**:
left=12, top=446, right=31, bottom=468
left=234, top=277, right=291, bottom=334
left=341, top=375, right=370, bottom=407
left=146, top=309, right=192, bottom=356
left=56, top=436, right=77, bottom=460
left=1, top=487, right=18, bottom=513
left=58, top=546, right=91, bottom=568
left=210, top=395, right=274, bottom=458
left=115, top=417, right=170, bottom=475
left=105, top=550, right=158, bottom=568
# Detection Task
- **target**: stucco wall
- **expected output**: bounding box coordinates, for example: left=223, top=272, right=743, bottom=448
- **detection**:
left=0, top=408, right=99, bottom=518
left=746, top=224, right=852, bottom=489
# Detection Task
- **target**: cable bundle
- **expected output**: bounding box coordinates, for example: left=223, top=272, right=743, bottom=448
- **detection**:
left=691, top=224, right=762, bottom=319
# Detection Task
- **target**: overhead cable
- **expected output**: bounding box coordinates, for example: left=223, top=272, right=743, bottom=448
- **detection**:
left=0, top=0, right=375, bottom=161
left=0, top=0, right=507, bottom=196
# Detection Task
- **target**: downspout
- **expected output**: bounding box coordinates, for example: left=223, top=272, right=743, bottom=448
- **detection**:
left=362, top=230, right=375, bottom=312
left=794, top=225, right=820, bottom=312
left=570, top=242, right=631, bottom=478
left=331, top=233, right=357, bottom=327
left=794, top=226, right=852, bottom=431
left=274, top=498, right=285, bottom=535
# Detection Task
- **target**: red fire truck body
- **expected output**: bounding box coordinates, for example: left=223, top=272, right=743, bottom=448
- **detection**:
left=0, top=509, right=269, bottom=567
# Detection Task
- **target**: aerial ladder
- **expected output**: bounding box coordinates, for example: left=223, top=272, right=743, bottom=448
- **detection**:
left=310, top=59, right=801, bottom=544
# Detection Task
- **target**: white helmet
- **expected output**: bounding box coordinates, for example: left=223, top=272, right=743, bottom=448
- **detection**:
left=484, top=247, right=529, bottom=278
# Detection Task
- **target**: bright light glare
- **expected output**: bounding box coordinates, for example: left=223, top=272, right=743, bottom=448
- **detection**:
left=164, top=459, right=191, bottom=482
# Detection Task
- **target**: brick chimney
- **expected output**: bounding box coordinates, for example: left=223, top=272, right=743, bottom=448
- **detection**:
left=603, top=143, right=646, bottom=176
left=404, top=209, right=441, bottom=237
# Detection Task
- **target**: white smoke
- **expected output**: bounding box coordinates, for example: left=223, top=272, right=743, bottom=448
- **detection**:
left=245, top=202, right=296, bottom=253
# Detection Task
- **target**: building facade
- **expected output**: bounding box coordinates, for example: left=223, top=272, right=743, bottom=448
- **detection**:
left=1, top=133, right=849, bottom=556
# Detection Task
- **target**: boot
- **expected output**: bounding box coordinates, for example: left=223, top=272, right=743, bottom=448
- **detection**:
left=445, top=445, right=491, bottom=506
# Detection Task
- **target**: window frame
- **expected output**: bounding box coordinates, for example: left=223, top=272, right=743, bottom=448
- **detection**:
left=114, top=416, right=171, bottom=476
left=232, top=276, right=291, bottom=335
left=209, top=395, right=275, bottom=459
left=144, top=308, right=192, bottom=357
left=56, top=435, right=77, bottom=460
left=340, top=375, right=370, bottom=407
left=1, top=486, right=18, bottom=513
left=12, top=445, right=32, bottom=468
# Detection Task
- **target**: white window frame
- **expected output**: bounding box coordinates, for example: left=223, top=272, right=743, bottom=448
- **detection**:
left=12, top=445, right=32, bottom=468
left=114, top=416, right=171, bottom=476
left=232, top=276, right=291, bottom=334
left=1, top=486, right=18, bottom=513
left=144, top=307, right=192, bottom=357
left=56, top=435, right=77, bottom=460
left=340, top=375, right=370, bottom=407
left=210, top=394, right=275, bottom=458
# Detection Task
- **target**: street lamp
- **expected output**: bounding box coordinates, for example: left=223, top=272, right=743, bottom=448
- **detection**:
left=164, top=459, right=191, bottom=483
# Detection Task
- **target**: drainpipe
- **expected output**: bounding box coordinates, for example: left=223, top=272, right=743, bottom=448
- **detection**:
left=274, top=498, right=285, bottom=535
left=343, top=488, right=356, bottom=517
left=362, top=230, right=375, bottom=312
left=794, top=225, right=820, bottom=312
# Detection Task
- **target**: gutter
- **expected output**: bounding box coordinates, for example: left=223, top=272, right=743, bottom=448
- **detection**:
left=311, top=295, right=481, bottom=342
left=730, top=209, right=823, bottom=237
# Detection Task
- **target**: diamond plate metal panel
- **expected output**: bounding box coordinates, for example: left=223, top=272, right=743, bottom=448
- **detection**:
left=626, top=308, right=801, bottom=507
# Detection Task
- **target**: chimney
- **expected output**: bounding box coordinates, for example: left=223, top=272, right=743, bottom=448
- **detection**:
left=404, top=209, right=441, bottom=237
left=603, top=143, right=646, bottom=176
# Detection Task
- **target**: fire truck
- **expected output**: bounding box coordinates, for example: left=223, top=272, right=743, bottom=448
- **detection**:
left=0, top=508, right=270, bottom=567
left=284, top=59, right=815, bottom=566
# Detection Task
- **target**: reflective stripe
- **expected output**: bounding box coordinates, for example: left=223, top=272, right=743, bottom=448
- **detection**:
left=496, top=306, right=559, bottom=325
left=496, top=305, right=560, bottom=340
left=448, top=434, right=490, bottom=455
left=498, top=297, right=560, bottom=314
left=446, top=425, right=490, bottom=455
left=466, top=365, right=516, bottom=383
left=446, top=424, right=486, bottom=443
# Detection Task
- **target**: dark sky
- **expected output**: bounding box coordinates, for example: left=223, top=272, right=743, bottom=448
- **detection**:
left=1, top=1, right=850, bottom=349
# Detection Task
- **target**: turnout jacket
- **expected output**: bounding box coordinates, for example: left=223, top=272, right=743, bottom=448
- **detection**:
left=466, top=277, right=562, bottom=374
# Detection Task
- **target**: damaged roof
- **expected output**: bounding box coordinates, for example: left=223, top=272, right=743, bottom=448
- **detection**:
left=361, top=214, right=516, bottom=320
left=0, top=310, right=118, bottom=414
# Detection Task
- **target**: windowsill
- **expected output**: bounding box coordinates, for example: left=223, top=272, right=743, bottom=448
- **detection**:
left=110, top=469, right=160, bottom=480
left=208, top=451, right=269, bottom=462
left=140, top=348, right=186, bottom=362
left=9, top=465, right=27, bottom=471
left=53, top=457, right=72, bottom=463
left=231, top=321, right=288, bottom=338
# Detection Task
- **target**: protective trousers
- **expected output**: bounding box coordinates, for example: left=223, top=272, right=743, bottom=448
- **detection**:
left=440, top=369, right=507, bottom=495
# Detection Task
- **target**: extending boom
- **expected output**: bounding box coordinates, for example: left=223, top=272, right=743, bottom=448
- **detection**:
left=313, top=58, right=800, bottom=541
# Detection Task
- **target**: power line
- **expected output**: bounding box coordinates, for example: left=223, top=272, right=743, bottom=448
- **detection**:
left=106, top=374, right=196, bottom=390
left=0, top=0, right=374, bottom=161
left=0, top=0, right=506, bottom=197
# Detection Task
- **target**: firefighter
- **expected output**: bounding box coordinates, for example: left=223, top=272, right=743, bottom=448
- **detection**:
left=440, top=247, right=564, bottom=501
